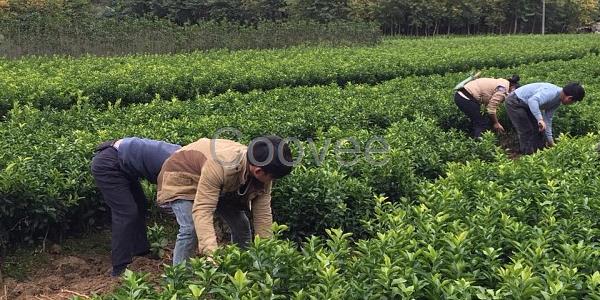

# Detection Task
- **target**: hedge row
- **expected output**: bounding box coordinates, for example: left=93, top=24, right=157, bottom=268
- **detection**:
left=1, top=54, right=599, bottom=248
left=102, top=134, right=600, bottom=299
left=1, top=34, right=599, bottom=115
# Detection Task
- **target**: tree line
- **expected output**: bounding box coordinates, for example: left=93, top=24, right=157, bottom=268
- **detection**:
left=1, top=0, right=599, bottom=35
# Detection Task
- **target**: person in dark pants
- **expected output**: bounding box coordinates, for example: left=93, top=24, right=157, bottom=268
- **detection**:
left=506, top=82, right=585, bottom=155
left=91, top=137, right=181, bottom=277
left=454, top=75, right=521, bottom=138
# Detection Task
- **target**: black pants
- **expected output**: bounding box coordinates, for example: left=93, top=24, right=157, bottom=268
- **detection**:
left=505, top=94, right=545, bottom=155
left=454, top=92, right=490, bottom=138
left=91, top=141, right=150, bottom=270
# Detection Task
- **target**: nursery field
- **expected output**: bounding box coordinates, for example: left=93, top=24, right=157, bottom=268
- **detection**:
left=0, top=34, right=599, bottom=299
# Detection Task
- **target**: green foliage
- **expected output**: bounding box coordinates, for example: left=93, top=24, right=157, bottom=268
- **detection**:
left=102, top=136, right=600, bottom=298
left=1, top=34, right=600, bottom=298
left=287, top=0, right=351, bottom=22
left=1, top=34, right=599, bottom=115
left=3, top=0, right=597, bottom=36
left=272, top=166, right=374, bottom=241
left=355, top=118, right=500, bottom=200
left=147, top=223, right=169, bottom=258
left=106, top=270, right=157, bottom=299
left=0, top=17, right=380, bottom=58
left=113, top=0, right=288, bottom=24
left=0, top=46, right=599, bottom=249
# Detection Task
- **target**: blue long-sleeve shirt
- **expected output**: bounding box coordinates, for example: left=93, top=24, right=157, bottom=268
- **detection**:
left=118, top=137, right=181, bottom=183
left=514, top=83, right=562, bottom=143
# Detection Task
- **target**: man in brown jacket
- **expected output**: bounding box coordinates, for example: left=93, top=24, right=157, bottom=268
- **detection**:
left=156, top=136, right=293, bottom=265
left=454, top=75, right=521, bottom=138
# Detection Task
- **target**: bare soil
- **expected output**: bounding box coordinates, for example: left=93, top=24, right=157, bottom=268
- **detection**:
left=0, top=231, right=171, bottom=300
left=0, top=218, right=231, bottom=300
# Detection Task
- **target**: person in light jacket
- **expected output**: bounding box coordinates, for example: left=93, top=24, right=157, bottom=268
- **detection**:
left=156, top=135, right=293, bottom=265
left=505, top=82, right=585, bottom=154
left=454, top=75, right=521, bottom=138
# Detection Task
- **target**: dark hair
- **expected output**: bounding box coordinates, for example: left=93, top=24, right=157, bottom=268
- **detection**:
left=507, top=74, right=520, bottom=88
left=247, top=135, right=293, bottom=179
left=563, top=82, right=585, bottom=102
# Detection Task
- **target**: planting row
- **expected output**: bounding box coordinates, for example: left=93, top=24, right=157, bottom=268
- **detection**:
left=0, top=100, right=498, bottom=248
left=1, top=34, right=600, bottom=115
left=101, top=134, right=600, bottom=299
left=1, top=54, right=599, bottom=248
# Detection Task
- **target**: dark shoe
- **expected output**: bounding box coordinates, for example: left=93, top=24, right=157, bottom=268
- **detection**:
left=111, top=264, right=128, bottom=277
left=135, top=249, right=160, bottom=260
left=134, top=249, right=150, bottom=257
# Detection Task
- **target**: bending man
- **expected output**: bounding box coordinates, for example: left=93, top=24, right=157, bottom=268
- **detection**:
left=156, top=136, right=293, bottom=265
left=506, top=82, right=585, bottom=154
left=91, top=137, right=181, bottom=276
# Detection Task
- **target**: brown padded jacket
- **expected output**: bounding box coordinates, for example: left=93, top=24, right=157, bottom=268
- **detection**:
left=157, top=138, right=272, bottom=255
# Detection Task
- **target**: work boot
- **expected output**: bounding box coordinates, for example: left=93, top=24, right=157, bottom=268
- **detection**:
left=111, top=263, right=128, bottom=277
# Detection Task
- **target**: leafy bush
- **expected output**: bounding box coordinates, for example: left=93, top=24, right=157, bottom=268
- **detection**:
left=359, top=118, right=500, bottom=199
left=102, top=135, right=600, bottom=299
left=0, top=17, right=381, bottom=58
left=272, top=166, right=373, bottom=241
left=147, top=223, right=169, bottom=258
left=1, top=35, right=599, bottom=115
left=1, top=53, right=599, bottom=249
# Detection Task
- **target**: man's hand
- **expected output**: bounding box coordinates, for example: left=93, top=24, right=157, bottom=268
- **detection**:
left=538, top=119, right=546, bottom=132
left=205, top=254, right=218, bottom=266
left=546, top=140, right=556, bottom=148
left=493, top=122, right=505, bottom=134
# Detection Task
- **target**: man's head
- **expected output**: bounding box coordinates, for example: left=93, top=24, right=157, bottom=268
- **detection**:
left=247, top=135, right=293, bottom=184
left=507, top=74, right=521, bottom=92
left=560, top=82, right=585, bottom=105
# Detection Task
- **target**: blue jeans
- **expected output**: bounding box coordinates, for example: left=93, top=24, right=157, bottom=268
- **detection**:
left=170, top=199, right=197, bottom=266
left=168, top=199, right=252, bottom=266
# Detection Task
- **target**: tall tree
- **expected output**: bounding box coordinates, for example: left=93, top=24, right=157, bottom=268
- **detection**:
left=347, top=0, right=377, bottom=21
left=482, top=0, right=510, bottom=33
left=286, top=0, right=350, bottom=22
left=374, top=0, right=409, bottom=34
left=508, top=0, right=537, bottom=33
left=240, top=0, right=287, bottom=23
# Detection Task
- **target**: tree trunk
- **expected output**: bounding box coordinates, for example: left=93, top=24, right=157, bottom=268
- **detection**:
left=513, top=15, right=518, bottom=34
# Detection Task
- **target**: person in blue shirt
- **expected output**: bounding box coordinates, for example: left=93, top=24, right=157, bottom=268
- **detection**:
left=91, top=137, right=181, bottom=276
left=505, top=82, right=585, bottom=154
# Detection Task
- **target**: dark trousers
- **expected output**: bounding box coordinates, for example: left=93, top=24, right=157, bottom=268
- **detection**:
left=216, top=199, right=252, bottom=249
left=454, top=92, right=490, bottom=138
left=505, top=94, right=545, bottom=155
left=91, top=142, right=150, bottom=269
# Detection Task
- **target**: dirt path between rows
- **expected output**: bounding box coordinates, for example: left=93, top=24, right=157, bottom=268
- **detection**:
left=0, top=219, right=234, bottom=300
left=0, top=227, right=173, bottom=300
left=1, top=251, right=167, bottom=300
